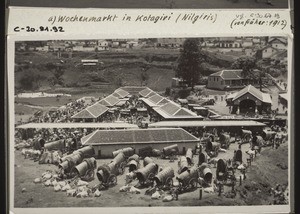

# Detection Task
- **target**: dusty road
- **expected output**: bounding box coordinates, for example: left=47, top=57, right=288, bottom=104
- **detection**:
left=14, top=140, right=288, bottom=208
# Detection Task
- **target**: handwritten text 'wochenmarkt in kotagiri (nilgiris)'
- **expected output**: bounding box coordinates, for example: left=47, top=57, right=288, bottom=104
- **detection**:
left=47, top=13, right=218, bottom=25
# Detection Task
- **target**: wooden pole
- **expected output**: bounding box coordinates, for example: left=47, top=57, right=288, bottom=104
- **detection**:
left=199, top=187, right=202, bottom=200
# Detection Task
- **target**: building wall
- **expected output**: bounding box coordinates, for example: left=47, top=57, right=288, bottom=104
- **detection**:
left=207, top=76, right=223, bottom=90
left=245, top=49, right=256, bottom=57
left=92, top=141, right=198, bottom=158
left=262, top=47, right=278, bottom=58
left=270, top=42, right=286, bottom=50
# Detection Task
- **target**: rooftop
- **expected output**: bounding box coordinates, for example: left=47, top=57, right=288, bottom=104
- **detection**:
left=16, top=122, right=139, bottom=129
left=81, top=128, right=199, bottom=145
left=153, top=101, right=201, bottom=119
left=148, top=120, right=266, bottom=128
left=139, top=87, right=157, bottom=97
left=209, top=69, right=243, bottom=80
left=98, top=95, right=120, bottom=107
left=71, top=102, right=108, bottom=119
left=232, top=85, right=272, bottom=104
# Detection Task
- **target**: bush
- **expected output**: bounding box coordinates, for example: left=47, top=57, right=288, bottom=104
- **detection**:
left=177, top=88, right=191, bottom=99
left=165, top=87, right=171, bottom=96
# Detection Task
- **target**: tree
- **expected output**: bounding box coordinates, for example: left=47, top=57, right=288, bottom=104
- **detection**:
left=140, top=66, right=150, bottom=86
left=231, top=56, right=264, bottom=91
left=47, top=64, right=65, bottom=86
left=176, top=38, right=205, bottom=90
left=231, top=56, right=257, bottom=78
left=19, top=69, right=46, bottom=90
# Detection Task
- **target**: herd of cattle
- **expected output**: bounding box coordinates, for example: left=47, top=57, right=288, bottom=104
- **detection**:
left=15, top=123, right=288, bottom=201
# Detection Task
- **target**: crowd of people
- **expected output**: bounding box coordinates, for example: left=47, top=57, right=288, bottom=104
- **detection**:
left=28, top=99, right=94, bottom=123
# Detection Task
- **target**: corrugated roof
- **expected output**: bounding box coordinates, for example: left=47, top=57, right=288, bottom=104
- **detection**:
left=210, top=69, right=243, bottom=80
left=153, top=101, right=201, bottom=119
left=157, top=98, right=170, bottom=106
left=139, top=87, right=157, bottom=97
left=159, top=101, right=181, bottom=115
left=232, top=85, right=272, bottom=104
left=268, top=37, right=287, bottom=45
left=71, top=109, right=95, bottom=119
left=99, top=95, right=120, bottom=107
left=72, top=102, right=109, bottom=119
left=148, top=94, right=164, bottom=104
left=81, top=128, right=199, bottom=145
left=87, top=103, right=109, bottom=117
left=149, top=120, right=266, bottom=128
left=16, top=122, right=139, bottom=129
left=111, top=92, right=122, bottom=98
left=115, top=100, right=127, bottom=106
left=114, top=88, right=130, bottom=98
left=174, top=108, right=197, bottom=117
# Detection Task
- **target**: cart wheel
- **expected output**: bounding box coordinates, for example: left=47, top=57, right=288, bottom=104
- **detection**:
left=189, top=179, right=197, bottom=188
left=148, top=173, right=155, bottom=180
left=109, top=174, right=117, bottom=186
left=119, top=163, right=126, bottom=175
left=86, top=170, right=95, bottom=181
left=166, top=177, right=173, bottom=188
left=215, top=148, right=219, bottom=156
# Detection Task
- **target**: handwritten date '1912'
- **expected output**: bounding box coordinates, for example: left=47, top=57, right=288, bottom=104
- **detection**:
left=231, top=13, right=287, bottom=30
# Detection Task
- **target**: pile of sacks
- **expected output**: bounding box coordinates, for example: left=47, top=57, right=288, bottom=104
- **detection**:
left=34, top=171, right=102, bottom=198
left=151, top=189, right=174, bottom=202
left=119, top=185, right=141, bottom=194
left=144, top=187, right=175, bottom=202
left=15, top=140, right=32, bottom=150
left=22, top=148, right=41, bottom=160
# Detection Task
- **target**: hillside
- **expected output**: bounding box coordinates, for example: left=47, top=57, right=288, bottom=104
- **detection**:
left=15, top=48, right=234, bottom=94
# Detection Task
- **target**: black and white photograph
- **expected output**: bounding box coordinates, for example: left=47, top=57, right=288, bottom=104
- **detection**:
left=9, top=0, right=289, bottom=9
left=11, top=36, right=290, bottom=209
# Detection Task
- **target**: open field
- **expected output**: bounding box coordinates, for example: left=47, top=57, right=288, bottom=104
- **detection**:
left=14, top=141, right=288, bottom=207
left=10, top=0, right=288, bottom=8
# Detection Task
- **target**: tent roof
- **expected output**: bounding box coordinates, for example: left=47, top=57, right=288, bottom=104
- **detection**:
left=81, top=128, right=199, bottom=145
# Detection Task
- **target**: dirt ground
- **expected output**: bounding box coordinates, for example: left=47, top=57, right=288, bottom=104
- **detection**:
left=14, top=141, right=289, bottom=208
left=10, top=0, right=288, bottom=8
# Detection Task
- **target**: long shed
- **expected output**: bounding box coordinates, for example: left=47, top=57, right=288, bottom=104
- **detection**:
left=81, top=128, right=199, bottom=158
